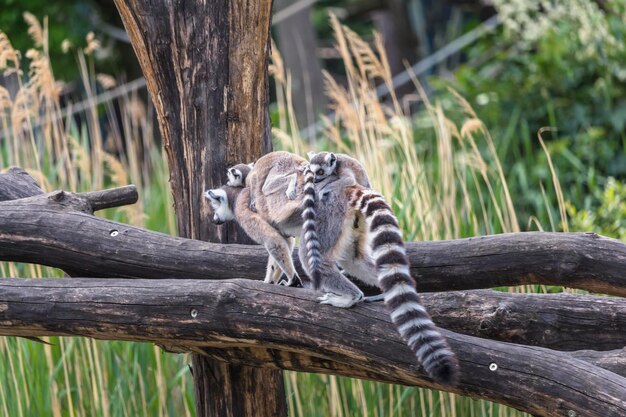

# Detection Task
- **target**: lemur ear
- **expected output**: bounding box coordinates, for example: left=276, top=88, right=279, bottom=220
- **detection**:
left=207, top=190, right=218, bottom=200
left=307, top=151, right=316, bottom=160
left=247, top=162, right=255, bottom=168
left=329, top=153, right=337, bottom=164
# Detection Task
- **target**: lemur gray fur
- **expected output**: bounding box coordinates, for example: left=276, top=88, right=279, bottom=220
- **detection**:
left=307, top=151, right=371, bottom=197
left=205, top=185, right=297, bottom=285
left=301, top=152, right=371, bottom=289
left=226, top=162, right=254, bottom=187
left=299, top=179, right=460, bottom=386
left=207, top=151, right=319, bottom=286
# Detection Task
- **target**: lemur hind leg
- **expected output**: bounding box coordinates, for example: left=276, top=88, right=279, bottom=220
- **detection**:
left=235, top=189, right=301, bottom=286
left=317, top=256, right=364, bottom=308
left=299, top=240, right=363, bottom=308
left=277, top=237, right=301, bottom=287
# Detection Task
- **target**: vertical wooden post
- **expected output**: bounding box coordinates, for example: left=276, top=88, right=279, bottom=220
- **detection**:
left=112, top=1, right=287, bottom=416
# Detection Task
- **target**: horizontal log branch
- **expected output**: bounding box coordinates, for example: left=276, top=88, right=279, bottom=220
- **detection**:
left=570, top=348, right=626, bottom=377
left=0, top=278, right=624, bottom=417
left=1, top=187, right=625, bottom=296
left=79, top=186, right=138, bottom=211
left=427, top=290, right=626, bottom=351
left=0, top=167, right=43, bottom=200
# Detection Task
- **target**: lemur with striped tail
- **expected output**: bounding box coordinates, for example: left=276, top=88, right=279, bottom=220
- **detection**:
left=300, top=156, right=459, bottom=386
left=301, top=151, right=371, bottom=289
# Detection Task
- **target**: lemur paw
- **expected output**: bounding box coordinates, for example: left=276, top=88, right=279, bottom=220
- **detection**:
left=317, top=293, right=362, bottom=308
left=249, top=200, right=257, bottom=212
left=278, top=274, right=302, bottom=288
left=286, top=188, right=297, bottom=200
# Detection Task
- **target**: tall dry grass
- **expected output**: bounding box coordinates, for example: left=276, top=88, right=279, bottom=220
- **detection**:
left=0, top=14, right=186, bottom=417
left=1, top=11, right=565, bottom=417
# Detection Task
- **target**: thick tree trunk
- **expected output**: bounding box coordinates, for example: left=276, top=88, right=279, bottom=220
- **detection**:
left=0, top=277, right=624, bottom=417
left=110, top=1, right=285, bottom=416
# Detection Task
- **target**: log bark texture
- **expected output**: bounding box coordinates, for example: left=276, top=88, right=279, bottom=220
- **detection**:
left=112, top=0, right=273, bottom=242
left=0, top=167, right=43, bottom=199
left=424, top=290, right=626, bottom=351
left=110, top=1, right=284, bottom=416
left=2, top=186, right=625, bottom=296
left=0, top=277, right=624, bottom=417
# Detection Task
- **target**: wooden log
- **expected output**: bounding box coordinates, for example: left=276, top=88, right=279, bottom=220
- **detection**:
left=3, top=191, right=625, bottom=351
left=570, top=348, right=626, bottom=377
left=0, top=277, right=624, bottom=417
left=0, top=167, right=43, bottom=200
left=1, top=188, right=625, bottom=296
left=80, top=186, right=138, bottom=211
left=426, top=290, right=626, bottom=351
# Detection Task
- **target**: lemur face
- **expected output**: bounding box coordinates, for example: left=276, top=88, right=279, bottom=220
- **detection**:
left=226, top=162, right=254, bottom=187
left=308, top=152, right=337, bottom=183
left=204, top=189, right=235, bottom=225
left=226, top=168, right=244, bottom=187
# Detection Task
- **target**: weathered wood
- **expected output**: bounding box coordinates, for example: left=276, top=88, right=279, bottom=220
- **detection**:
left=0, top=167, right=43, bottom=200
left=427, top=290, right=626, bottom=351
left=0, top=278, right=624, bottom=417
left=112, top=0, right=272, bottom=243
left=80, top=186, right=138, bottom=211
left=570, top=348, right=626, bottom=377
left=110, top=0, right=282, bottom=415
left=4, top=190, right=625, bottom=350
left=1, top=189, right=625, bottom=296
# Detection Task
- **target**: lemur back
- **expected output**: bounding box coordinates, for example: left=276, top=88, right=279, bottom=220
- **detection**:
left=299, top=182, right=459, bottom=386
left=208, top=151, right=313, bottom=286
left=302, top=152, right=371, bottom=289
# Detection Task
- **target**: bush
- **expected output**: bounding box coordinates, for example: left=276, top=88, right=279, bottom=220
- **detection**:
left=432, top=0, right=626, bottom=228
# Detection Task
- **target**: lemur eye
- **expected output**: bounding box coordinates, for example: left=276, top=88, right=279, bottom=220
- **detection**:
left=317, top=169, right=324, bottom=176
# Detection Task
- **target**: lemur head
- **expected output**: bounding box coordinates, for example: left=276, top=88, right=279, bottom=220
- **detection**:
left=307, top=151, right=337, bottom=183
left=204, top=187, right=236, bottom=225
left=226, top=162, right=254, bottom=187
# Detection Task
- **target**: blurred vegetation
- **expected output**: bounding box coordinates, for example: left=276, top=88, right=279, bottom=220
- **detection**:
left=0, top=1, right=92, bottom=78
left=0, top=0, right=127, bottom=80
left=432, top=0, right=626, bottom=230
left=569, top=177, right=626, bottom=240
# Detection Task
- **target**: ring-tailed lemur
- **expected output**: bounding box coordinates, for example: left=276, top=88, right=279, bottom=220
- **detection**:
left=301, top=151, right=371, bottom=289
left=206, top=151, right=327, bottom=286
left=226, top=162, right=254, bottom=187
left=307, top=151, right=371, bottom=191
left=299, top=180, right=460, bottom=386
left=205, top=185, right=298, bottom=285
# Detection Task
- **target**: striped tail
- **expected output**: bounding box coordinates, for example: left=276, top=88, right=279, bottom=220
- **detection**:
left=353, top=189, right=460, bottom=385
left=302, top=167, right=322, bottom=289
